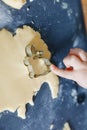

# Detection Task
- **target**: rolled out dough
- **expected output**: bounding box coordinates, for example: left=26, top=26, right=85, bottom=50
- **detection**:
left=2, top=0, right=26, bottom=9
left=0, top=25, right=59, bottom=119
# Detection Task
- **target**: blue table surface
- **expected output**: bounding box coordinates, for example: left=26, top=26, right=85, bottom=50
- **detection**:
left=0, top=0, right=87, bottom=130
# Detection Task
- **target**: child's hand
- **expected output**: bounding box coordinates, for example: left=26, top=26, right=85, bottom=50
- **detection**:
left=50, top=48, right=87, bottom=88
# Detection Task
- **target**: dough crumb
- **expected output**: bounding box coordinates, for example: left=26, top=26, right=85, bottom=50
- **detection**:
left=63, top=122, right=71, bottom=130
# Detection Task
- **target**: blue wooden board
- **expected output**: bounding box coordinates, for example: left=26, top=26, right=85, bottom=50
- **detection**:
left=0, top=0, right=87, bottom=130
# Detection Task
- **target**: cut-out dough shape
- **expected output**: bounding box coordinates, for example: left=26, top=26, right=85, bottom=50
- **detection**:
left=23, top=39, right=51, bottom=78
left=63, top=123, right=71, bottom=130
left=2, top=0, right=26, bottom=9
left=0, top=25, right=59, bottom=119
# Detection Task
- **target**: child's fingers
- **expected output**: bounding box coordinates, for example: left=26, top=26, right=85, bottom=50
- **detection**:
left=69, top=48, right=87, bottom=62
left=50, top=64, right=74, bottom=80
left=63, top=55, right=85, bottom=70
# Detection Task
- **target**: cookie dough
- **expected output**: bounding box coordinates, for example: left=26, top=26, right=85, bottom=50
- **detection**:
left=0, top=26, right=59, bottom=119
left=63, top=122, right=71, bottom=130
left=2, top=0, right=26, bottom=9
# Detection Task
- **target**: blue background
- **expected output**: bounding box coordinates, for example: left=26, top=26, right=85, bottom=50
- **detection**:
left=0, top=0, right=87, bottom=130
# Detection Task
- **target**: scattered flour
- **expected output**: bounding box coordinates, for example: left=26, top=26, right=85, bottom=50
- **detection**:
left=58, top=62, right=64, bottom=69
left=61, top=2, right=68, bottom=9
left=67, top=9, right=73, bottom=17
left=0, top=5, right=13, bottom=27
left=30, top=0, right=34, bottom=2
left=54, top=0, right=60, bottom=4
left=27, top=7, right=30, bottom=11
left=73, top=37, right=79, bottom=47
left=0, top=114, right=2, bottom=119
left=56, top=0, right=60, bottom=2
left=71, top=89, right=77, bottom=103
left=50, top=124, right=54, bottom=130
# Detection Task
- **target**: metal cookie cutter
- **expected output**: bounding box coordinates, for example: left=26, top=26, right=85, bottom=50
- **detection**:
left=24, top=44, right=51, bottom=79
